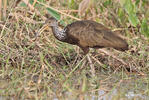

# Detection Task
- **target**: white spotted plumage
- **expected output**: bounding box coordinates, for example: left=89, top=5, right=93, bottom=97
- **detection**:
left=51, top=25, right=67, bottom=41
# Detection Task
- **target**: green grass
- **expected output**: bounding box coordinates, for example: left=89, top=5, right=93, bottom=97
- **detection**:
left=0, top=0, right=149, bottom=99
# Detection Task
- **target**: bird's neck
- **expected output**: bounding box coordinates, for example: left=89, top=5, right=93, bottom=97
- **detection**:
left=51, top=26, right=67, bottom=41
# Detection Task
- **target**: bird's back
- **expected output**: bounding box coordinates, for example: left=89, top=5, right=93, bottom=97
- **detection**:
left=64, top=20, right=128, bottom=51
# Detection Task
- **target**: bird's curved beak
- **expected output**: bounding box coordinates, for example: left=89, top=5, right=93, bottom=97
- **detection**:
left=35, top=21, right=49, bottom=38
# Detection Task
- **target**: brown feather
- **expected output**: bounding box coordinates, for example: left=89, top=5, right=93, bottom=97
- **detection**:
left=64, top=20, right=128, bottom=54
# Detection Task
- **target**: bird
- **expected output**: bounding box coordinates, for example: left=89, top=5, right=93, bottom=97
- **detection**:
left=39, top=17, right=128, bottom=54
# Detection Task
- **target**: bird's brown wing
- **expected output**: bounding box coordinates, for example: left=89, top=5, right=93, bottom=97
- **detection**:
left=65, top=21, right=91, bottom=46
left=66, top=20, right=110, bottom=47
left=66, top=20, right=128, bottom=50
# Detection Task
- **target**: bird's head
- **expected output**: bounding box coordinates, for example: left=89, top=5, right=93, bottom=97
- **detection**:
left=45, top=17, right=58, bottom=27
left=35, top=17, right=58, bottom=37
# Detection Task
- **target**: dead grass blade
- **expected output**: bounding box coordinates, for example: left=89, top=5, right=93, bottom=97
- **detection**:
left=22, top=0, right=46, bottom=20
left=78, top=0, right=90, bottom=16
left=0, top=0, right=2, bottom=20
left=3, top=0, right=7, bottom=19
left=36, top=1, right=81, bottom=21
left=98, top=49, right=127, bottom=66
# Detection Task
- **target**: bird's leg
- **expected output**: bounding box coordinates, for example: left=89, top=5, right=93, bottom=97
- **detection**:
left=87, top=54, right=95, bottom=77
left=81, top=47, right=89, bottom=55
left=80, top=47, right=95, bottom=76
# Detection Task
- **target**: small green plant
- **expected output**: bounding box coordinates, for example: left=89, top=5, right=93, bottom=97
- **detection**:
left=141, top=18, right=149, bottom=37
left=119, top=0, right=149, bottom=38
left=120, top=0, right=139, bottom=27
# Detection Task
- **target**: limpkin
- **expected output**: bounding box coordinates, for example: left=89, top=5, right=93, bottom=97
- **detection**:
left=39, top=17, right=128, bottom=54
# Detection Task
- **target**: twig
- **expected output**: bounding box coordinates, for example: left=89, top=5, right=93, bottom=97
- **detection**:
left=9, top=12, right=44, bottom=24
left=32, top=0, right=37, bottom=7
left=60, top=10, right=78, bottom=13
left=91, top=56, right=104, bottom=66
left=0, top=23, right=12, bottom=32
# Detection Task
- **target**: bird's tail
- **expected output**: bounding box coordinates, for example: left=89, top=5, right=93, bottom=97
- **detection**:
left=103, top=32, right=129, bottom=51
left=112, top=36, right=129, bottom=51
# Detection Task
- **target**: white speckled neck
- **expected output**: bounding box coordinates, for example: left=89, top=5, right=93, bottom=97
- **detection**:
left=51, top=26, right=67, bottom=41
